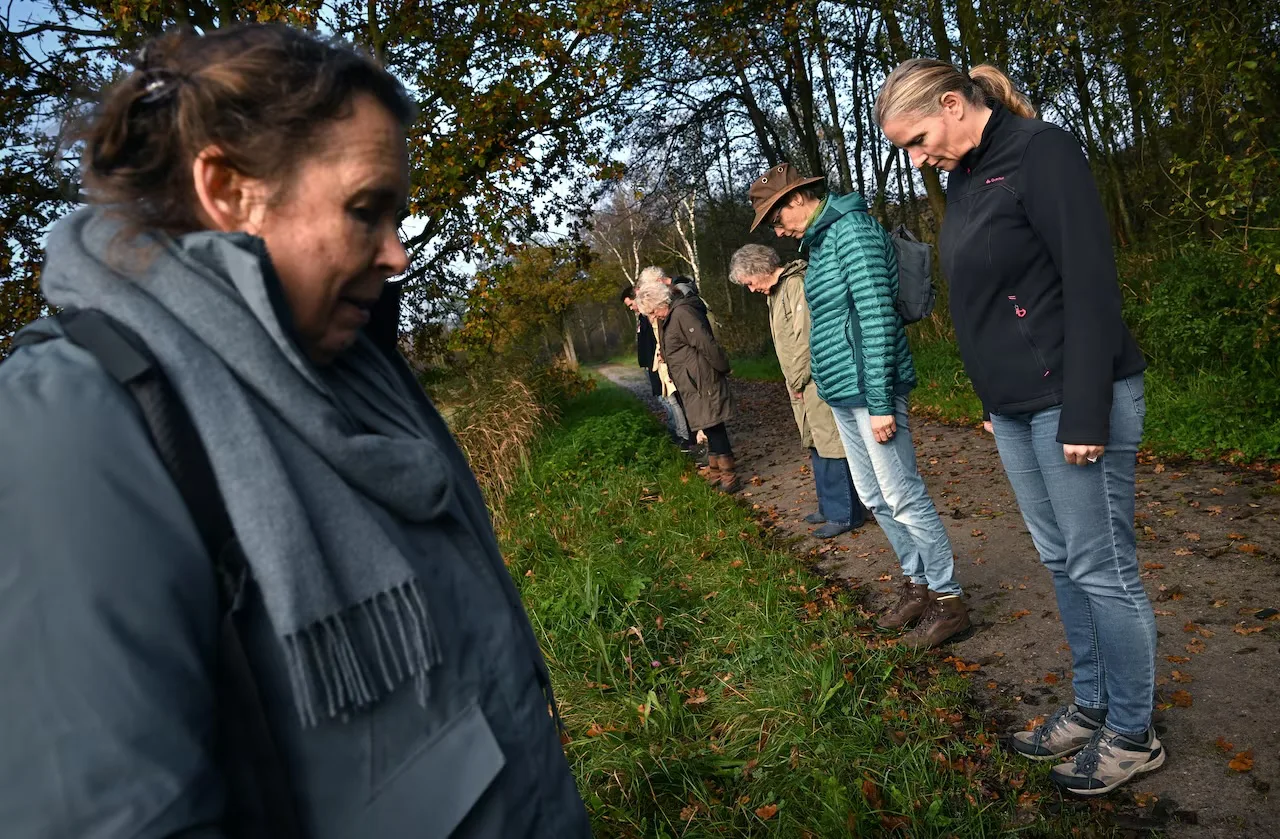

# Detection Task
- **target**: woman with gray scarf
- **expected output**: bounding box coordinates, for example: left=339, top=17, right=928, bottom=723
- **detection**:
left=0, top=24, right=588, bottom=838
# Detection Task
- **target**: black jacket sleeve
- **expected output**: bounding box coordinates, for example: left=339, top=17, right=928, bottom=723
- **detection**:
left=1019, top=129, right=1123, bottom=445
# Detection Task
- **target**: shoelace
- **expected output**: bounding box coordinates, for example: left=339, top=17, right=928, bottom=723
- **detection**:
left=1032, top=706, right=1072, bottom=747
left=1072, top=728, right=1109, bottom=774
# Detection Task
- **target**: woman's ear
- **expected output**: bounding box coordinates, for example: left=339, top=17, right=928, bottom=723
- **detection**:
left=191, top=146, right=270, bottom=234
left=939, top=90, right=966, bottom=119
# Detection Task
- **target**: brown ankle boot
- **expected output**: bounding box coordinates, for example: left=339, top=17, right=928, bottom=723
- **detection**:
left=901, top=592, right=971, bottom=650
left=700, top=454, right=722, bottom=484
left=877, top=579, right=930, bottom=629
left=716, top=455, right=740, bottom=493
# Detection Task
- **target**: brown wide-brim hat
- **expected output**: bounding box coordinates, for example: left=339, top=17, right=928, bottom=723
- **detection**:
left=748, top=163, right=825, bottom=232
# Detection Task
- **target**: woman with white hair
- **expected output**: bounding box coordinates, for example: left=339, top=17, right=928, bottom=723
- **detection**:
left=728, top=244, right=866, bottom=538
left=633, top=278, right=738, bottom=491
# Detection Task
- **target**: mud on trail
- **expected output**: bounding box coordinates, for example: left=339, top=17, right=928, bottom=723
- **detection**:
left=596, top=364, right=1280, bottom=838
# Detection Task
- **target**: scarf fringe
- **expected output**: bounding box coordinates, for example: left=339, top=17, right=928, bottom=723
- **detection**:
left=283, top=579, right=440, bottom=727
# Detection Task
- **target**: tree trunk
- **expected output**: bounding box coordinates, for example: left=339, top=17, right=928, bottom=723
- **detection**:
left=813, top=3, right=853, bottom=192
left=561, top=317, right=579, bottom=368
left=954, top=0, right=986, bottom=65
left=926, top=0, right=952, bottom=64
left=881, top=3, right=947, bottom=224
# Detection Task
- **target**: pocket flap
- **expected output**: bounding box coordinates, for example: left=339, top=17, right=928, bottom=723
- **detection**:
left=368, top=703, right=506, bottom=837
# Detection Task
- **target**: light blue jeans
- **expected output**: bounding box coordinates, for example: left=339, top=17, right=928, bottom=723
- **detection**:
left=662, top=394, right=689, bottom=441
left=990, top=373, right=1155, bottom=735
left=831, top=397, right=962, bottom=596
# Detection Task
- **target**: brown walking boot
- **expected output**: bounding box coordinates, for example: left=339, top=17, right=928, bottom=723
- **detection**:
left=699, top=455, right=722, bottom=484
left=716, top=455, right=740, bottom=493
left=900, top=592, right=971, bottom=650
left=877, top=579, right=930, bottom=630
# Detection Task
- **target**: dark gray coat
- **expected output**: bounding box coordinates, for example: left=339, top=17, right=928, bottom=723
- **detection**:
left=660, top=295, right=734, bottom=430
left=0, top=327, right=591, bottom=839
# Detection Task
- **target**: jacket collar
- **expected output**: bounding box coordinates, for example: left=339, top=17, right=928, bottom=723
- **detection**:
left=959, top=99, right=1008, bottom=175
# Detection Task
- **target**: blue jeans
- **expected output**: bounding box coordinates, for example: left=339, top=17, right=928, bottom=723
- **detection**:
left=663, top=394, right=689, bottom=441
left=831, top=398, right=961, bottom=596
left=990, top=373, right=1155, bottom=735
left=810, top=448, right=865, bottom=527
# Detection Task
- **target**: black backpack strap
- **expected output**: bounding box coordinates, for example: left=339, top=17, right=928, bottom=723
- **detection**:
left=54, top=310, right=303, bottom=839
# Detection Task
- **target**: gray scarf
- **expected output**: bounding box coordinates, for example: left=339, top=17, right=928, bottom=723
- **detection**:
left=42, top=207, right=451, bottom=727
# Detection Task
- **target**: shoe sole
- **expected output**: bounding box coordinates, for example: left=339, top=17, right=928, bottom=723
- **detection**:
left=1010, top=741, right=1090, bottom=762
left=1054, top=747, right=1167, bottom=797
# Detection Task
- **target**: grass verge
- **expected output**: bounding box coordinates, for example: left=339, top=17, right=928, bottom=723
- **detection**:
left=730, top=354, right=784, bottom=382
left=498, top=382, right=1114, bottom=837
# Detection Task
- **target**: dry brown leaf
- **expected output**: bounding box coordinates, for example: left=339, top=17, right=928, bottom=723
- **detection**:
left=1233, top=623, right=1265, bottom=636
left=1143, top=562, right=1166, bottom=570
left=1215, top=736, right=1235, bottom=753
left=1172, top=689, right=1193, bottom=707
left=680, top=804, right=698, bottom=821
left=1154, top=463, right=1166, bottom=473
left=1186, top=638, right=1207, bottom=654
left=586, top=723, right=604, bottom=737
left=1043, top=673, right=1060, bottom=684
left=952, top=659, right=981, bottom=673
left=1173, top=547, right=1194, bottom=556
left=861, top=777, right=884, bottom=810
left=971, top=528, right=985, bottom=537
left=1009, top=609, right=1032, bottom=621
left=684, top=688, right=709, bottom=705
left=754, top=803, right=778, bottom=820
left=1227, top=532, right=1245, bottom=540
left=1228, top=751, right=1254, bottom=772
left=1184, top=532, right=1201, bottom=541
left=730, top=559, right=743, bottom=568
left=1024, top=715, right=1047, bottom=731
left=1166, top=655, right=1191, bottom=663
left=1153, top=608, right=1176, bottom=616
left=1237, top=543, right=1262, bottom=554
left=1133, top=792, right=1159, bottom=808
left=1171, top=670, right=1193, bottom=683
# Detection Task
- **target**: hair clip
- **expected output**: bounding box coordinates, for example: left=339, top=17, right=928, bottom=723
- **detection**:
left=139, top=70, right=179, bottom=105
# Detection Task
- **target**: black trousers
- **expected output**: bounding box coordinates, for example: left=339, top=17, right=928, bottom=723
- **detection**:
left=703, top=422, right=732, bottom=456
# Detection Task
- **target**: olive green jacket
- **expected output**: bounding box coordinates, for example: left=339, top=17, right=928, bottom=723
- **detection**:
left=767, top=260, right=845, bottom=459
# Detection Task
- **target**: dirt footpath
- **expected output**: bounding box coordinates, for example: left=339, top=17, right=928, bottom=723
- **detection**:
left=597, top=364, right=1280, bottom=838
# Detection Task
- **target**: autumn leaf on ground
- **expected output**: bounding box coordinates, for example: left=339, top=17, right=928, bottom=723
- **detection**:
left=684, top=688, right=709, bottom=705
left=1237, top=543, right=1262, bottom=554
left=1143, top=562, right=1165, bottom=570
left=1184, top=532, right=1201, bottom=541
left=1004, top=609, right=1032, bottom=623
left=1186, top=638, right=1207, bottom=654
left=1133, top=792, right=1159, bottom=808
left=586, top=723, right=605, bottom=737
left=1228, top=751, right=1254, bottom=772
left=1153, top=609, right=1176, bottom=616
left=1172, top=689, right=1193, bottom=707
left=1173, top=548, right=1194, bottom=556
left=1215, top=736, right=1235, bottom=753
left=1166, top=655, right=1191, bottom=663
left=880, top=814, right=910, bottom=831
left=861, top=777, right=884, bottom=810
left=1171, top=670, right=1193, bottom=683
left=680, top=804, right=698, bottom=821
left=1043, top=673, right=1060, bottom=684
left=1154, top=463, right=1166, bottom=473
left=1024, top=715, right=1047, bottom=731
left=754, top=803, right=778, bottom=820
left=1227, top=533, right=1245, bottom=540
left=952, top=659, right=981, bottom=673
left=1212, top=599, right=1229, bottom=608
left=1233, top=623, right=1265, bottom=636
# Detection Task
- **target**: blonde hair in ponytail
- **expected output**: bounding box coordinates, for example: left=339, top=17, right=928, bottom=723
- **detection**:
left=968, top=65, right=1036, bottom=118
left=874, top=58, right=1035, bottom=127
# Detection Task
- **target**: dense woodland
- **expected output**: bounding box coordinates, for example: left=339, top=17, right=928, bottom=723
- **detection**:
left=3, top=0, right=1278, bottom=454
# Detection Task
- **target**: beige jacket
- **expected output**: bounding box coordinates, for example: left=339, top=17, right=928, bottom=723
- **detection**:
left=767, top=260, right=845, bottom=459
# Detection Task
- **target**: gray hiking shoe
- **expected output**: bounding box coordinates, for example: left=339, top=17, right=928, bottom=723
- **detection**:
left=1011, top=704, right=1103, bottom=761
left=1049, top=726, right=1166, bottom=796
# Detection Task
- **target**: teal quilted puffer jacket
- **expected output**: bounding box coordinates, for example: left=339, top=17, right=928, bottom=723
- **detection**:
left=801, top=193, right=917, bottom=414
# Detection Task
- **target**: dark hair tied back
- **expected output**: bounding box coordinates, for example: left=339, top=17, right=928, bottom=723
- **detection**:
left=80, top=23, right=414, bottom=237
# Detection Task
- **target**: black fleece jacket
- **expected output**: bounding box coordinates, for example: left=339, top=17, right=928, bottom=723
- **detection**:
left=938, top=102, right=1145, bottom=444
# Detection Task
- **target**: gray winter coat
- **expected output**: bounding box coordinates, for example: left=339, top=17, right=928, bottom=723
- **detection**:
left=0, top=323, right=591, bottom=838
left=660, top=295, right=734, bottom=430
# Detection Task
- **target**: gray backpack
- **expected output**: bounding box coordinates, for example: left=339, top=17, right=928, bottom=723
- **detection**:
left=889, top=225, right=936, bottom=324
